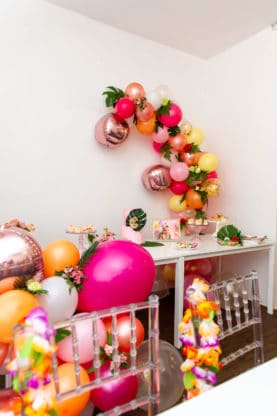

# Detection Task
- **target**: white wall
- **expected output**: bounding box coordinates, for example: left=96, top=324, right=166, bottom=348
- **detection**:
left=0, top=1, right=276, bottom=304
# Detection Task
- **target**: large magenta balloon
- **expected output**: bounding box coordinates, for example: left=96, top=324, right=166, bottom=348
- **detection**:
left=78, top=240, right=156, bottom=311
left=90, top=361, right=139, bottom=411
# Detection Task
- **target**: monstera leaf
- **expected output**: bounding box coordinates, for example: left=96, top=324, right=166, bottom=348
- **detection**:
left=126, top=208, right=147, bottom=231
left=217, top=224, right=242, bottom=245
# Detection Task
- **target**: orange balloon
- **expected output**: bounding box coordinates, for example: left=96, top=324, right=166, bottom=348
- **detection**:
left=0, top=342, right=9, bottom=366
left=185, top=189, right=204, bottom=209
left=194, top=152, right=206, bottom=165
left=49, top=363, right=90, bottom=416
left=104, top=316, right=145, bottom=353
left=168, top=133, right=187, bottom=152
left=0, top=388, right=22, bottom=415
left=0, top=290, right=39, bottom=343
left=42, top=240, right=80, bottom=277
left=135, top=114, right=156, bottom=135
left=0, top=276, right=20, bottom=294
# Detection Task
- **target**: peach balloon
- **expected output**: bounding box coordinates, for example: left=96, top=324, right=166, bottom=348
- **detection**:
left=125, top=82, right=145, bottom=101
left=185, top=189, right=204, bottom=209
left=136, top=101, right=155, bottom=122
left=42, top=240, right=80, bottom=278
left=136, top=114, right=156, bottom=135
left=168, top=133, right=187, bottom=152
left=0, top=290, right=39, bottom=343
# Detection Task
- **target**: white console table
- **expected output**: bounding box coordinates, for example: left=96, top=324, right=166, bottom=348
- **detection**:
left=145, top=235, right=275, bottom=347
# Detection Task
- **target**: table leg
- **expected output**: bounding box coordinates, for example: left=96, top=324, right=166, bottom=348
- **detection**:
left=174, top=256, right=185, bottom=348
left=267, top=246, right=275, bottom=314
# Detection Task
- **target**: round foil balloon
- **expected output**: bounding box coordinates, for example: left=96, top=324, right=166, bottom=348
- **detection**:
left=0, top=226, right=43, bottom=280
left=142, top=164, right=171, bottom=191
left=94, top=113, right=129, bottom=148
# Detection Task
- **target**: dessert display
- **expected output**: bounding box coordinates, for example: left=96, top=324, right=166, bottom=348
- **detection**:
left=66, top=224, right=96, bottom=234
left=176, top=240, right=198, bottom=249
left=208, top=212, right=228, bottom=223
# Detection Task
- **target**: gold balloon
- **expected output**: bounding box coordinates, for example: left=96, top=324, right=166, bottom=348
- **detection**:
left=205, top=179, right=222, bottom=197
left=179, top=120, right=192, bottom=135
left=163, top=264, right=175, bottom=282
left=187, top=128, right=204, bottom=146
left=198, top=153, right=218, bottom=172
left=168, top=195, right=187, bottom=213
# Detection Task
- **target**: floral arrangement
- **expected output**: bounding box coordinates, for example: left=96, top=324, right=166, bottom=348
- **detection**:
left=3, top=218, right=35, bottom=232
left=96, top=82, right=221, bottom=222
left=6, top=307, right=58, bottom=416
left=178, top=278, right=222, bottom=400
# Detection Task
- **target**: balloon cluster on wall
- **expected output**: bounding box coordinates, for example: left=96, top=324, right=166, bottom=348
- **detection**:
left=95, top=82, right=221, bottom=220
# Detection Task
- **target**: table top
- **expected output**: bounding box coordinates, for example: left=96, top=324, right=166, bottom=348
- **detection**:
left=158, top=357, right=277, bottom=415
left=144, top=234, right=275, bottom=263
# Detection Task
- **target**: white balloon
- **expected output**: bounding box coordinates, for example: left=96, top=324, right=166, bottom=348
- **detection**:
left=36, top=276, right=78, bottom=323
left=146, top=90, right=162, bottom=110
left=155, top=84, right=171, bottom=100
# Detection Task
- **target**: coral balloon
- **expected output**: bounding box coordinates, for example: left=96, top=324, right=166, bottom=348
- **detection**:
left=198, top=153, right=218, bottom=172
left=168, top=195, right=187, bottom=213
left=94, top=113, right=129, bottom=148
left=187, top=127, right=204, bottom=145
left=157, top=103, right=182, bottom=127
left=180, top=151, right=198, bottom=167
left=0, top=388, right=21, bottom=415
left=104, top=316, right=145, bottom=353
left=136, top=101, right=155, bottom=121
left=42, top=240, right=80, bottom=277
left=125, top=82, right=145, bottom=101
left=48, top=363, right=90, bottom=416
left=115, top=97, right=135, bottom=119
left=78, top=240, right=156, bottom=312
left=170, top=162, right=189, bottom=181
left=0, top=342, right=9, bottom=366
left=142, top=164, right=171, bottom=191
left=170, top=180, right=190, bottom=195
left=0, top=290, right=39, bottom=343
left=185, top=259, right=213, bottom=277
left=136, top=114, right=156, bottom=135
left=57, top=314, right=107, bottom=364
left=151, top=126, right=169, bottom=143
left=36, top=276, right=78, bottom=324
left=185, top=188, right=204, bottom=209
left=168, top=133, right=187, bottom=152
left=0, top=276, right=20, bottom=294
left=90, top=361, right=139, bottom=411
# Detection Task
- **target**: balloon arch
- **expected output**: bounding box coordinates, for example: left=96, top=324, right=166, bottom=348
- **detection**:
left=95, top=82, right=221, bottom=222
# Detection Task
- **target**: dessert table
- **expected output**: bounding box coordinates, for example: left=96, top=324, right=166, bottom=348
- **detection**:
left=158, top=357, right=277, bottom=415
left=145, top=234, right=275, bottom=347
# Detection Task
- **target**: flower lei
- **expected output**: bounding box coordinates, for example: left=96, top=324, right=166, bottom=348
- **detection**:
left=178, top=278, right=222, bottom=400
left=6, top=307, right=58, bottom=415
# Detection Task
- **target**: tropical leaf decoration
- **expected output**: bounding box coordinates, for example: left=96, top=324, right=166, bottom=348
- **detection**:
left=126, top=208, right=147, bottom=231
left=102, top=86, right=125, bottom=107
left=217, top=224, right=242, bottom=246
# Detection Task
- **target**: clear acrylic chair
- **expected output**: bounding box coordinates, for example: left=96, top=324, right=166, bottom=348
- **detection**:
left=51, top=294, right=160, bottom=416
left=207, top=270, right=264, bottom=368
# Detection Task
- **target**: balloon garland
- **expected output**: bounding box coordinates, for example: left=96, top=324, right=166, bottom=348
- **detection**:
left=95, top=82, right=221, bottom=222
left=178, top=278, right=222, bottom=400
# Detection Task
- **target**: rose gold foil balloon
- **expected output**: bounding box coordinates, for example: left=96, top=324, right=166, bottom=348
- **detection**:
left=125, top=82, right=145, bottom=101
left=94, top=113, right=129, bottom=148
left=0, top=226, right=43, bottom=280
left=142, top=164, right=171, bottom=191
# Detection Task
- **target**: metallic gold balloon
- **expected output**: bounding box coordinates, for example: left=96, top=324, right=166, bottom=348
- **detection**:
left=142, top=165, right=171, bottom=191
left=180, top=120, right=192, bottom=135
left=94, top=113, right=130, bottom=148
left=0, top=226, right=43, bottom=280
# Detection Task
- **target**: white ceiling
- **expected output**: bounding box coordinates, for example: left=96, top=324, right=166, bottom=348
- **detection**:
left=45, top=0, right=277, bottom=59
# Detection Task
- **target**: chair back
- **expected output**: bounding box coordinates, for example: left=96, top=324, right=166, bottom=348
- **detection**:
left=52, top=295, right=160, bottom=416
left=207, top=270, right=264, bottom=368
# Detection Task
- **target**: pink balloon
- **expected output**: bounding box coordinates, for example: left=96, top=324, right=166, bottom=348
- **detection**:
left=170, top=162, right=189, bottom=181
left=152, top=140, right=164, bottom=153
left=207, top=171, right=218, bottom=179
left=185, top=258, right=213, bottom=277
left=170, top=180, right=190, bottom=195
left=90, top=361, right=139, bottom=411
left=94, top=113, right=129, bottom=148
left=142, top=164, right=171, bottom=191
left=78, top=240, right=156, bottom=312
left=151, top=126, right=169, bottom=144
left=57, top=314, right=107, bottom=364
left=157, top=103, right=182, bottom=127
left=115, top=97, right=135, bottom=119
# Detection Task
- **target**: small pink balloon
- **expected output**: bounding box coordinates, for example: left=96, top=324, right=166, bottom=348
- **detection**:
left=207, top=171, right=218, bottom=179
left=94, top=113, right=129, bottom=148
left=170, top=162, right=189, bottom=181
left=142, top=164, right=172, bottom=191
left=151, top=126, right=169, bottom=144
left=115, top=97, right=135, bottom=119
left=157, top=103, right=182, bottom=127
left=57, top=314, right=107, bottom=364
left=152, top=140, right=164, bottom=153
left=170, top=180, right=190, bottom=195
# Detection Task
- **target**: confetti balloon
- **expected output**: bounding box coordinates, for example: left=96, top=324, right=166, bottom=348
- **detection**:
left=94, top=113, right=130, bottom=148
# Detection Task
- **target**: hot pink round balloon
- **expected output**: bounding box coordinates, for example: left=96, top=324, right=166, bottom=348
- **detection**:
left=157, top=103, right=182, bottom=127
left=57, top=314, right=107, bottom=364
left=115, top=97, right=135, bottom=119
left=170, top=180, right=190, bottom=195
left=207, top=171, right=218, bottom=179
left=90, top=361, right=139, bottom=411
left=78, top=240, right=156, bottom=312
left=152, top=140, right=164, bottom=153
left=170, top=162, right=189, bottom=181
left=142, top=164, right=171, bottom=191
left=185, top=258, right=213, bottom=277
left=94, top=113, right=129, bottom=148
left=151, top=126, right=169, bottom=144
